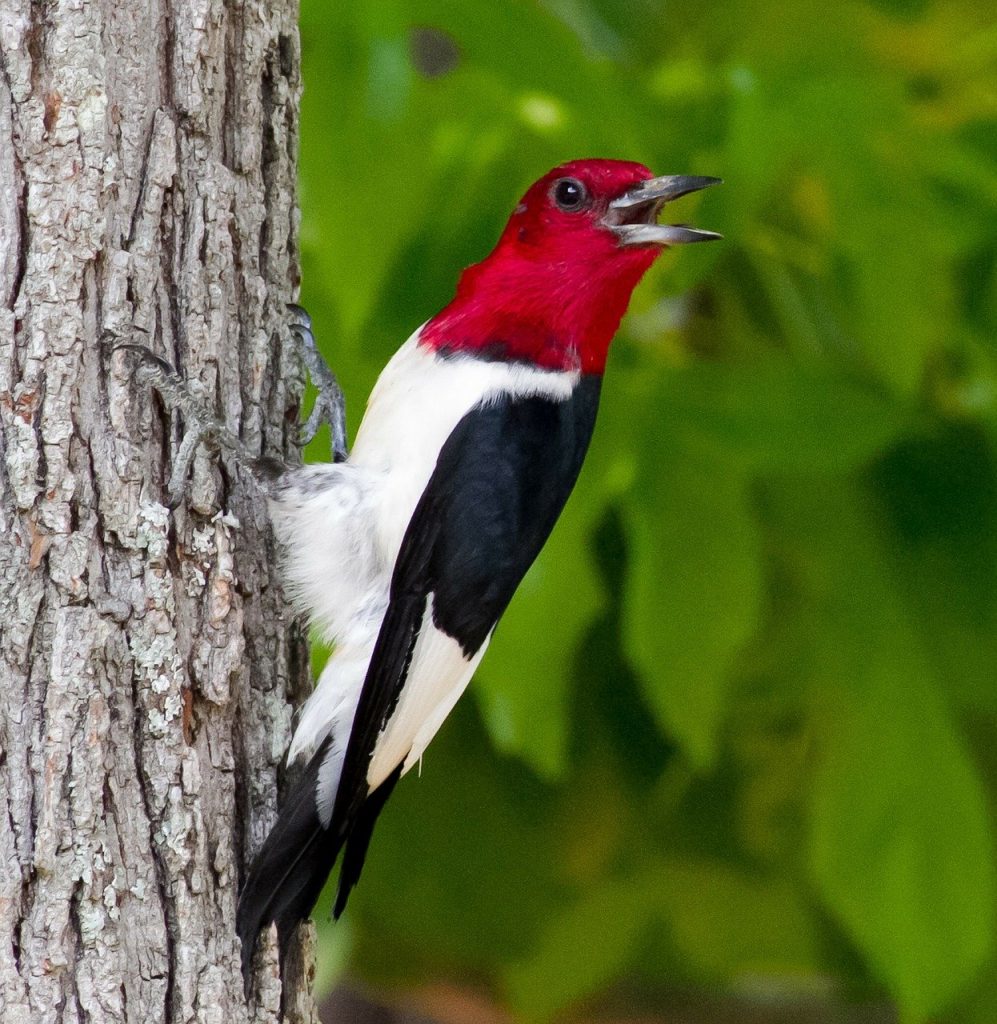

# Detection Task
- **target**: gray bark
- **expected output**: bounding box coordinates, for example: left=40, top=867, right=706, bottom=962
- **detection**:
left=0, top=0, right=318, bottom=1021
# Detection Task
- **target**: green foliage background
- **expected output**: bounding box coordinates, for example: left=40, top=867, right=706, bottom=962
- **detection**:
left=294, top=0, right=997, bottom=1020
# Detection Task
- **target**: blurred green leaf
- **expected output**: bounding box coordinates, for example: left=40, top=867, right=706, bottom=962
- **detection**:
left=767, top=481, right=996, bottom=1020
left=623, top=443, right=763, bottom=768
left=476, top=484, right=607, bottom=780
left=811, top=668, right=995, bottom=1020
left=504, top=875, right=657, bottom=1021
left=654, top=858, right=822, bottom=979
left=873, top=425, right=997, bottom=712
left=657, top=358, right=911, bottom=474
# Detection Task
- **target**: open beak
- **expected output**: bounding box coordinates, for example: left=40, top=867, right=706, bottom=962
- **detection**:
left=604, top=175, right=722, bottom=247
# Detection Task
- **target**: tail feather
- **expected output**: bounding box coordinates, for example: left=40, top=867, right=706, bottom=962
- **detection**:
left=236, top=738, right=403, bottom=984
left=333, top=763, right=402, bottom=918
left=236, top=738, right=345, bottom=979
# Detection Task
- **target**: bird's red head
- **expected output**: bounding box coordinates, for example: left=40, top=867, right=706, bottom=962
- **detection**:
left=421, top=158, right=721, bottom=374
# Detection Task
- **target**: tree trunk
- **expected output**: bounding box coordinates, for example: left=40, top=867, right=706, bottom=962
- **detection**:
left=0, top=0, right=317, bottom=1021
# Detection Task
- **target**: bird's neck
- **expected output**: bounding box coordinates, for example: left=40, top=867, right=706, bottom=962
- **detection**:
left=420, top=246, right=655, bottom=374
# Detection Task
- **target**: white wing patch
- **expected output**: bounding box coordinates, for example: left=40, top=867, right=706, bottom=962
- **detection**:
left=366, top=596, right=489, bottom=789
left=403, top=634, right=491, bottom=774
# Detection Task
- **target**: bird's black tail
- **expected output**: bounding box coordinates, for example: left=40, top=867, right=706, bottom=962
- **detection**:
left=236, top=738, right=402, bottom=983
left=236, top=738, right=343, bottom=980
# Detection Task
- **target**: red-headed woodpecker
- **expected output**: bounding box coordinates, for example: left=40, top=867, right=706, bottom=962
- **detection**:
left=236, top=159, right=721, bottom=975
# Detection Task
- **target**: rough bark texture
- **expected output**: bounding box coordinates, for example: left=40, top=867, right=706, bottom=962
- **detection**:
left=0, top=0, right=318, bottom=1021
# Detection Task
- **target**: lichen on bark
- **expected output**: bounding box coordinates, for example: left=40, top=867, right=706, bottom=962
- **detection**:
left=0, top=0, right=316, bottom=1020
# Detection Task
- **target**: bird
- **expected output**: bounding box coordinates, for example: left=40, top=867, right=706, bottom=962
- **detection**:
left=235, top=158, right=721, bottom=977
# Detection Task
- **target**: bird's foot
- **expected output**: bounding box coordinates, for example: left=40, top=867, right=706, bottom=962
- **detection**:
left=287, top=304, right=348, bottom=462
left=116, top=343, right=250, bottom=508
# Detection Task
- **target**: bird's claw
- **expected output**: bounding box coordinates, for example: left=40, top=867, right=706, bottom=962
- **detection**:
left=287, top=304, right=348, bottom=462
left=115, top=342, right=244, bottom=508
left=114, top=304, right=346, bottom=507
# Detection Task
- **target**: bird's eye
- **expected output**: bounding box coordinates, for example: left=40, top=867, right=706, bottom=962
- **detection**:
left=552, top=178, right=589, bottom=212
